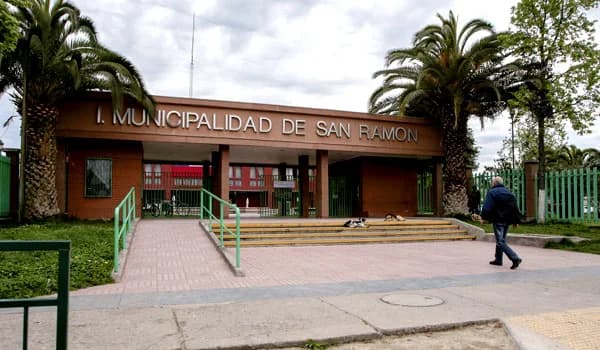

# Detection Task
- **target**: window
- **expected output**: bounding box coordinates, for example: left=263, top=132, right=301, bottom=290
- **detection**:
left=250, top=167, right=264, bottom=187
left=144, top=164, right=152, bottom=185
left=85, top=159, right=112, bottom=197
left=153, top=164, right=161, bottom=185
left=229, top=166, right=242, bottom=186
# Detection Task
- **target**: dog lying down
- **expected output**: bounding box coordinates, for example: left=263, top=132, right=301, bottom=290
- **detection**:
left=344, top=218, right=366, bottom=228
left=384, top=213, right=406, bottom=221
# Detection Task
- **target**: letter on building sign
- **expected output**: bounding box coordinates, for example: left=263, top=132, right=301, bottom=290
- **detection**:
left=359, top=124, right=369, bottom=139
left=186, top=112, right=199, bottom=129
left=113, top=108, right=133, bottom=125
left=316, top=121, right=328, bottom=137
left=166, top=110, right=182, bottom=128
left=282, top=119, right=295, bottom=135
left=259, top=117, right=272, bottom=133
left=244, top=116, right=258, bottom=133
left=228, top=114, right=242, bottom=131
left=96, top=106, right=104, bottom=124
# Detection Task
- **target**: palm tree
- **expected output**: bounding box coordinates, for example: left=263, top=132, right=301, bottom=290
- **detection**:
left=553, top=145, right=600, bottom=169
left=369, top=11, right=506, bottom=215
left=0, top=0, right=155, bottom=220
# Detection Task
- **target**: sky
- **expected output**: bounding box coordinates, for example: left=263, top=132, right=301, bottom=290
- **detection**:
left=1, top=0, right=599, bottom=171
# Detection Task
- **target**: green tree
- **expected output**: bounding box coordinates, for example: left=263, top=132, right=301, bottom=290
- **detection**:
left=0, top=1, right=29, bottom=64
left=0, top=0, right=155, bottom=220
left=369, top=11, right=506, bottom=215
left=496, top=112, right=567, bottom=168
left=504, top=0, right=600, bottom=222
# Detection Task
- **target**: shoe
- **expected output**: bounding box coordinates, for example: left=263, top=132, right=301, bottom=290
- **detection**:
left=510, top=258, right=522, bottom=270
left=489, top=260, right=502, bottom=266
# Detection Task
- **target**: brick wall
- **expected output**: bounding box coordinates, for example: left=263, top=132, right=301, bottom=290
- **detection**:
left=63, top=139, right=142, bottom=219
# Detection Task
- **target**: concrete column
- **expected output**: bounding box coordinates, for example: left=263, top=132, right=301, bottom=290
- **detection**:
left=299, top=155, right=310, bottom=217
left=5, top=149, right=20, bottom=220
left=211, top=151, right=221, bottom=217
left=316, top=150, right=329, bottom=218
left=201, top=160, right=211, bottom=192
left=218, top=145, right=230, bottom=218
left=432, top=160, right=443, bottom=216
left=278, top=163, right=287, bottom=180
left=524, top=160, right=539, bottom=221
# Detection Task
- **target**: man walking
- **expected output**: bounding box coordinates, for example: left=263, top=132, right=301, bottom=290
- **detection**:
left=481, top=176, right=523, bottom=270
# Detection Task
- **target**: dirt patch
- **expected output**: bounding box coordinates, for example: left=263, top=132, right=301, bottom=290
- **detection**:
left=277, top=322, right=517, bottom=350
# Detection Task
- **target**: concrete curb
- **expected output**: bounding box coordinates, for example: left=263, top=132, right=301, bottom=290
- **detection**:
left=199, top=220, right=245, bottom=277
left=183, top=319, right=510, bottom=350
left=111, top=218, right=139, bottom=282
left=478, top=232, right=589, bottom=248
left=446, top=218, right=486, bottom=240
left=501, top=318, right=569, bottom=350
left=425, top=217, right=589, bottom=248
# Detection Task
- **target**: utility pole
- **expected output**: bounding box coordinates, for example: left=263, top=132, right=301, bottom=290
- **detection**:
left=189, top=13, right=195, bottom=98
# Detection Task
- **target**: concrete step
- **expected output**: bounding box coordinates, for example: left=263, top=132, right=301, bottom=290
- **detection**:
left=211, top=219, right=453, bottom=230
left=217, top=229, right=467, bottom=240
left=222, top=235, right=475, bottom=247
left=208, top=219, right=474, bottom=247
left=225, top=224, right=459, bottom=234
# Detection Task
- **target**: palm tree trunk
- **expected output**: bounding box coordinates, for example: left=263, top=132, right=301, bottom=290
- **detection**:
left=441, top=116, right=469, bottom=215
left=23, top=103, right=60, bottom=219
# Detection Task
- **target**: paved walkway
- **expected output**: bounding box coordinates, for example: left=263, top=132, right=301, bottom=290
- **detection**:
left=2, top=218, right=600, bottom=349
left=74, top=219, right=600, bottom=296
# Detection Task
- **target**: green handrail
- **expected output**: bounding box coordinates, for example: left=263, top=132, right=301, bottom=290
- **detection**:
left=200, top=188, right=241, bottom=268
left=0, top=240, right=71, bottom=350
left=114, top=187, right=136, bottom=272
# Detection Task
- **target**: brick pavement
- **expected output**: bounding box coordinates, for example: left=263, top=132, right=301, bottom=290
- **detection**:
left=509, top=307, right=600, bottom=350
left=73, top=218, right=600, bottom=296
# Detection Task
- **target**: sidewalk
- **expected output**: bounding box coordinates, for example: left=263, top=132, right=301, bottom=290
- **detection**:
left=1, top=219, right=600, bottom=349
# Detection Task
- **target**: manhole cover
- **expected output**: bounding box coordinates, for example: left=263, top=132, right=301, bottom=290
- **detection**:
left=380, top=294, right=445, bottom=307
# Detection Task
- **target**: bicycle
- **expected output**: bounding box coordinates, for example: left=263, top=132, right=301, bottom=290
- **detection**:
left=142, top=201, right=161, bottom=217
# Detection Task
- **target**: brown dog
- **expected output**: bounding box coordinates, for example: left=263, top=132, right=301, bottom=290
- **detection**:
left=384, top=213, right=405, bottom=221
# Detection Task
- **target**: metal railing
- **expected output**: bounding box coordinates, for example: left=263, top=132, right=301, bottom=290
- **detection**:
left=417, top=171, right=434, bottom=214
left=114, top=187, right=136, bottom=272
left=0, top=155, right=10, bottom=217
left=0, top=240, right=70, bottom=350
left=200, top=188, right=241, bottom=268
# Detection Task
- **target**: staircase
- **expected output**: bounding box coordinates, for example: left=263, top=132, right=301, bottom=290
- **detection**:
left=210, top=219, right=475, bottom=247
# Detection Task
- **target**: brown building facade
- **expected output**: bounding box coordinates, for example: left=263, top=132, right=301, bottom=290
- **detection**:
left=55, top=93, right=444, bottom=219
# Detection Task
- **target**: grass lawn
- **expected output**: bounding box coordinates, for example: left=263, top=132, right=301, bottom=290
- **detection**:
left=468, top=221, right=600, bottom=255
left=0, top=221, right=114, bottom=299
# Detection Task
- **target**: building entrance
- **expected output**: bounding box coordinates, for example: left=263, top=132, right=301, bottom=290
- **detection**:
left=141, top=164, right=208, bottom=218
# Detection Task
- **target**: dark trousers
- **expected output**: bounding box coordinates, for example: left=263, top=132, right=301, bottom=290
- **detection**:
left=492, top=223, right=520, bottom=263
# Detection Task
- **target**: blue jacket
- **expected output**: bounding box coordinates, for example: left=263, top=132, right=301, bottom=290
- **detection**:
left=481, top=184, right=522, bottom=224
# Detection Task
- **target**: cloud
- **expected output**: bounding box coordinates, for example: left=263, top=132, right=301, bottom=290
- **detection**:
left=0, top=0, right=598, bottom=169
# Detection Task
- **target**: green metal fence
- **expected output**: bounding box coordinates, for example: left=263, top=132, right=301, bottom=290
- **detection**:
left=472, top=167, right=599, bottom=224
left=0, top=240, right=70, bottom=350
left=0, top=155, right=10, bottom=217
left=142, top=171, right=204, bottom=217
left=329, top=176, right=353, bottom=217
left=471, top=169, right=526, bottom=212
left=544, top=168, right=599, bottom=223
left=200, top=188, right=241, bottom=268
left=259, top=175, right=300, bottom=217
left=417, top=171, right=434, bottom=215
left=114, top=187, right=136, bottom=273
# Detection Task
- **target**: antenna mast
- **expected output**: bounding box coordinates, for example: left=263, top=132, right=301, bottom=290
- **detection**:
left=189, top=13, right=195, bottom=98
